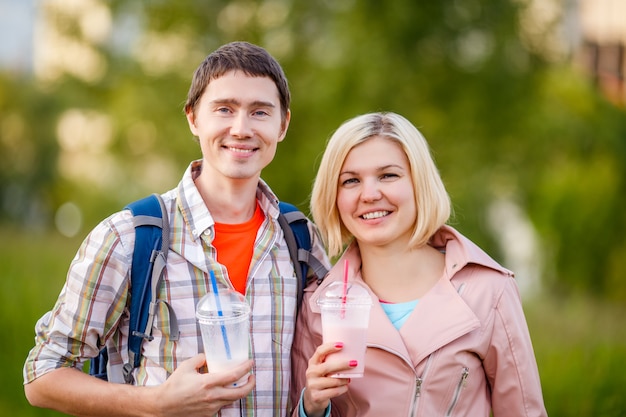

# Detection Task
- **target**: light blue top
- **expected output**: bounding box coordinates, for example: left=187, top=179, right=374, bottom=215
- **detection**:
left=380, top=299, right=419, bottom=330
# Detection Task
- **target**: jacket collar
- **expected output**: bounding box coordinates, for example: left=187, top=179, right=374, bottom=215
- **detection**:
left=432, top=225, right=513, bottom=279
left=309, top=225, right=511, bottom=364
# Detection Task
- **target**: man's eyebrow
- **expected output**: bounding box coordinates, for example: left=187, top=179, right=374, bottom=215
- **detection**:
left=250, top=100, right=276, bottom=108
left=210, top=98, right=276, bottom=108
left=210, top=98, right=239, bottom=106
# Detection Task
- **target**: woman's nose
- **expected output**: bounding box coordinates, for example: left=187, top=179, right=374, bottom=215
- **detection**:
left=360, top=179, right=382, bottom=202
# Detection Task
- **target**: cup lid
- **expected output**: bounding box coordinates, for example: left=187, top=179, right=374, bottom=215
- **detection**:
left=317, top=281, right=372, bottom=306
left=196, top=288, right=250, bottom=319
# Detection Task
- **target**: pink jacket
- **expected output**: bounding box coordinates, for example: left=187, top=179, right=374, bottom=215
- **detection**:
left=291, top=225, right=547, bottom=417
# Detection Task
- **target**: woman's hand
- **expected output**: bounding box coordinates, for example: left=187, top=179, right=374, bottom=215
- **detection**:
left=302, top=342, right=356, bottom=417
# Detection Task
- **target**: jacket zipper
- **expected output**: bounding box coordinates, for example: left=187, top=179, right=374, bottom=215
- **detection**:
left=408, top=353, right=433, bottom=417
left=408, top=376, right=423, bottom=417
left=445, top=367, right=469, bottom=416
left=368, top=344, right=435, bottom=417
left=456, top=282, right=466, bottom=295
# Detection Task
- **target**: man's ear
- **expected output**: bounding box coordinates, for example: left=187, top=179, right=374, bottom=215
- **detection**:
left=278, top=109, right=291, bottom=142
left=185, top=109, right=198, bottom=135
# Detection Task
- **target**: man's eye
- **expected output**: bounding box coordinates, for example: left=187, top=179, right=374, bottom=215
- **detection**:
left=253, top=110, right=269, bottom=117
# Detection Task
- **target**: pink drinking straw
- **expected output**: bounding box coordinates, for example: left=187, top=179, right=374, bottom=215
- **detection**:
left=341, top=259, right=349, bottom=318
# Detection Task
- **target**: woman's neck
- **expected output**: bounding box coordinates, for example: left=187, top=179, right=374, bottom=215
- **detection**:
left=359, top=243, right=445, bottom=303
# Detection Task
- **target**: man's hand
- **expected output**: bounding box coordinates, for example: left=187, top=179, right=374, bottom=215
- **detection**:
left=153, top=354, right=255, bottom=417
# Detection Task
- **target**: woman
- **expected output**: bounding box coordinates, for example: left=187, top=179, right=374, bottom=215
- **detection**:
left=290, top=112, right=547, bottom=417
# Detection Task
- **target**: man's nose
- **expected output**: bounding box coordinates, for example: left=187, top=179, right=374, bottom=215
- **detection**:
left=230, top=112, right=253, bottom=138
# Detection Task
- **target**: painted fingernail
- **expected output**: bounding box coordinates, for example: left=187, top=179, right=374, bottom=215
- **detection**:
left=349, top=360, right=358, bottom=367
left=334, top=342, right=344, bottom=349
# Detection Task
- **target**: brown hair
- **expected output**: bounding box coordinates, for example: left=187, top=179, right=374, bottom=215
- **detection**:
left=184, top=41, right=290, bottom=123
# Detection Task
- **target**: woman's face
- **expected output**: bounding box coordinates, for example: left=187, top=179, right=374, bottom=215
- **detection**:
left=336, top=136, right=416, bottom=249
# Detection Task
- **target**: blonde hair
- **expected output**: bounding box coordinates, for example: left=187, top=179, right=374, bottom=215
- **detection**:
left=311, top=112, right=451, bottom=258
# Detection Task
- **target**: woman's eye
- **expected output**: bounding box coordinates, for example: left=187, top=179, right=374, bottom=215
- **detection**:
left=381, top=173, right=399, bottom=180
left=341, top=178, right=359, bottom=186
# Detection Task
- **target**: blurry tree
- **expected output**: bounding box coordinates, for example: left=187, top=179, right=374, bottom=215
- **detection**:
left=0, top=74, right=62, bottom=230
left=1, top=0, right=625, bottom=300
left=523, top=68, right=626, bottom=301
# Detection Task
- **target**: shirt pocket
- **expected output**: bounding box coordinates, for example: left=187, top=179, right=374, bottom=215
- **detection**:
left=267, top=276, right=298, bottom=351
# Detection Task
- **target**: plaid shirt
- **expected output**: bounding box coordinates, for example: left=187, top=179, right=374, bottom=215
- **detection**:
left=24, top=160, right=329, bottom=417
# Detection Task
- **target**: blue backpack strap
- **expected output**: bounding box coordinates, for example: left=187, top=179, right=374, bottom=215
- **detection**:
left=278, top=202, right=328, bottom=310
left=121, top=193, right=167, bottom=383
left=89, top=193, right=169, bottom=382
left=89, top=344, right=108, bottom=380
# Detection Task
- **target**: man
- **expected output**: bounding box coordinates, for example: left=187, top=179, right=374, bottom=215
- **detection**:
left=23, top=41, right=329, bottom=417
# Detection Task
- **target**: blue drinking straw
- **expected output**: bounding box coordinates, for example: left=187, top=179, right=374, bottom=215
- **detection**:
left=209, top=270, right=232, bottom=360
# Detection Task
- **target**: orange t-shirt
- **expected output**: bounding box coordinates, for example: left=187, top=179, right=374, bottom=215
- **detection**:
left=212, top=203, right=266, bottom=295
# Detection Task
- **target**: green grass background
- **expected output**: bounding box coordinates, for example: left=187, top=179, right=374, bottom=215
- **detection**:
left=3, top=228, right=625, bottom=416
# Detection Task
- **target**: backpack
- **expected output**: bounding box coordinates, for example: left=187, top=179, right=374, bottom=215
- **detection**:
left=89, top=193, right=327, bottom=383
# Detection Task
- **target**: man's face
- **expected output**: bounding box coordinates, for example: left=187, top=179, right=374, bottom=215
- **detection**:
left=187, top=71, right=290, bottom=183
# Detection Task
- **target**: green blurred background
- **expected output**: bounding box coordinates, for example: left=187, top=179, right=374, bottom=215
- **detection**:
left=2, top=0, right=625, bottom=415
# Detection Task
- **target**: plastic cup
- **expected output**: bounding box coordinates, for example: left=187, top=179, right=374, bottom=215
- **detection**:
left=318, top=281, right=372, bottom=378
left=196, top=288, right=251, bottom=388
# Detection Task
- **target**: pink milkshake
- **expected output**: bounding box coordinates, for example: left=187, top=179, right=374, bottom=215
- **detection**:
left=322, top=322, right=369, bottom=377
left=318, top=280, right=372, bottom=378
